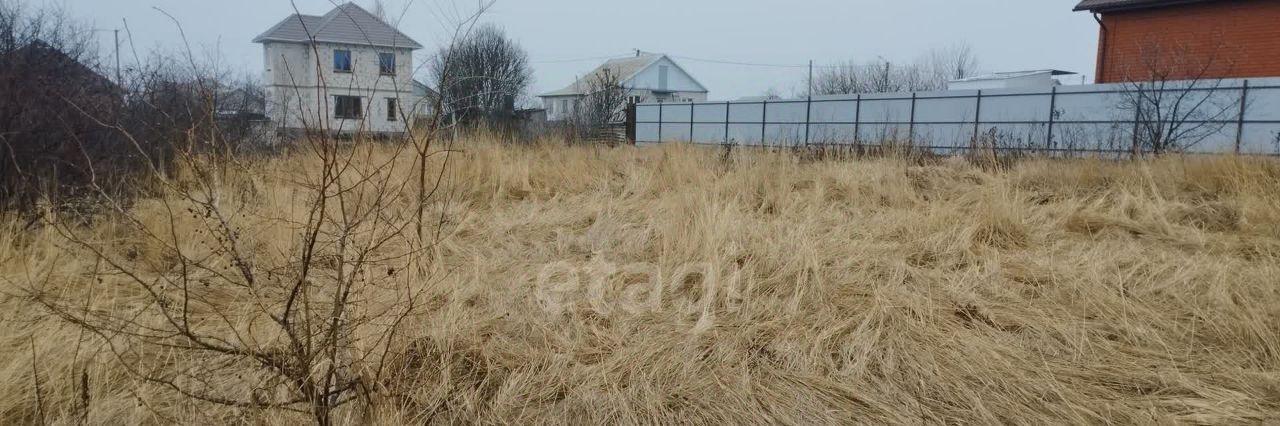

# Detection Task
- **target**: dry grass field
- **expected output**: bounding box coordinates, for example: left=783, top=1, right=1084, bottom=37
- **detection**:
left=3, top=140, right=1280, bottom=424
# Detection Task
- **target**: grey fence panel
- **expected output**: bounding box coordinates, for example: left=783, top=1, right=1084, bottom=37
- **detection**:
left=634, top=78, right=1280, bottom=155
left=858, top=97, right=913, bottom=123
left=1241, top=123, right=1280, bottom=154
left=979, top=94, right=1054, bottom=123
left=637, top=122, right=660, bottom=142
left=915, top=96, right=977, bottom=123
left=694, top=103, right=727, bottom=123
left=1053, top=90, right=1126, bottom=122
left=811, top=99, right=859, bottom=123
left=636, top=104, right=660, bottom=122
left=764, top=101, right=808, bottom=124
left=693, top=124, right=725, bottom=142
left=915, top=123, right=978, bottom=148
left=809, top=124, right=858, bottom=144
left=729, top=102, right=763, bottom=123
left=660, top=103, right=691, bottom=123
left=728, top=124, right=762, bottom=145
left=765, top=123, right=806, bottom=145
left=1190, top=126, right=1242, bottom=154
left=1246, top=88, right=1280, bottom=121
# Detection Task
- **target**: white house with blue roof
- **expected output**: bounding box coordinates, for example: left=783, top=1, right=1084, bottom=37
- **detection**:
left=254, top=2, right=422, bottom=134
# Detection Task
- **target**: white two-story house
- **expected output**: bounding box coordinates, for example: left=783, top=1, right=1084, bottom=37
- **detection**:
left=539, top=53, right=709, bottom=122
left=254, top=2, right=422, bottom=135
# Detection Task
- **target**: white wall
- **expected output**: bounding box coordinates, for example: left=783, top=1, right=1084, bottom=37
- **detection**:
left=264, top=42, right=418, bottom=134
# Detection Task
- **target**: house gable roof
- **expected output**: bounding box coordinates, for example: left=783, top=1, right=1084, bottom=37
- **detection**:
left=1074, top=0, right=1220, bottom=12
left=539, top=54, right=708, bottom=97
left=254, top=2, right=422, bottom=49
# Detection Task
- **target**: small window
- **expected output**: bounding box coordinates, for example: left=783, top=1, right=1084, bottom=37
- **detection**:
left=629, top=95, right=642, bottom=104
left=334, top=95, right=361, bottom=119
left=379, top=52, right=395, bottom=75
left=386, top=98, right=398, bottom=121
left=334, top=49, right=352, bottom=72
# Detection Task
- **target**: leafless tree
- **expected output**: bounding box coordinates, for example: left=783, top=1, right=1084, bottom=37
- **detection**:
left=761, top=86, right=783, bottom=100
left=809, top=44, right=980, bottom=96
left=1117, top=38, right=1240, bottom=155
left=26, top=2, right=491, bottom=424
left=368, top=0, right=389, bottom=23
left=923, top=43, right=980, bottom=89
left=569, top=67, right=629, bottom=143
left=430, top=23, right=530, bottom=131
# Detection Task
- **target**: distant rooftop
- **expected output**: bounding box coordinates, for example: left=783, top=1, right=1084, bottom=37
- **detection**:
left=540, top=54, right=667, bottom=97
left=253, top=2, right=422, bottom=49
left=1074, top=0, right=1219, bottom=12
left=950, top=70, right=1077, bottom=83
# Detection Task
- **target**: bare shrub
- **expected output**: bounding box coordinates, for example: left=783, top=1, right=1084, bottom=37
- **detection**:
left=567, top=67, right=629, bottom=144
left=20, top=3, right=479, bottom=424
left=1117, top=38, right=1242, bottom=155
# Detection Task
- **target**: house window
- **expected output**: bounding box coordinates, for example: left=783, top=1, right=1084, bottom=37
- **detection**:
left=386, top=98, right=398, bottom=121
left=379, top=52, right=395, bottom=75
left=334, top=49, right=352, bottom=72
left=560, top=99, right=569, bottom=113
left=629, top=95, right=643, bottom=104
left=546, top=101, right=554, bottom=114
left=334, top=95, right=361, bottom=118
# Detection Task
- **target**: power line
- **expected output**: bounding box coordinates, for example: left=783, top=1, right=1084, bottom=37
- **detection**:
left=666, top=54, right=858, bottom=70
left=667, top=54, right=812, bottom=69
left=532, top=53, right=631, bottom=64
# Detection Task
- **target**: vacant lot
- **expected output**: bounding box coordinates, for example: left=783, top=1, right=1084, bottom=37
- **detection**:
left=3, top=141, right=1280, bottom=424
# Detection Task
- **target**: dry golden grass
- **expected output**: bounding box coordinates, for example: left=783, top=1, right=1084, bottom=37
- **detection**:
left=3, top=140, right=1280, bottom=424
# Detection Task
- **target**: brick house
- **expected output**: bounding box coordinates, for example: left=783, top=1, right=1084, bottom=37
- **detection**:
left=1075, top=0, right=1280, bottom=83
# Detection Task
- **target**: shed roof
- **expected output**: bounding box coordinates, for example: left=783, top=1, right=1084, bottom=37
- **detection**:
left=1074, top=0, right=1218, bottom=12
left=254, top=2, right=422, bottom=49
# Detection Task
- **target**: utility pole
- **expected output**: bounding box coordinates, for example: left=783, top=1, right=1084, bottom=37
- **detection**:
left=114, top=29, right=121, bottom=87
left=808, top=60, right=814, bottom=98
left=93, top=27, right=123, bottom=87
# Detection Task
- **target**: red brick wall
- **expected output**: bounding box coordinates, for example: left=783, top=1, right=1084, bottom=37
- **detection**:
left=1094, top=0, right=1280, bottom=83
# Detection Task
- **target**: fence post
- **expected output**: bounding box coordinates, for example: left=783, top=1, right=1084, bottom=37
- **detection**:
left=1047, top=86, right=1058, bottom=151
left=689, top=102, right=696, bottom=143
left=1235, top=79, right=1249, bottom=154
left=804, top=95, right=813, bottom=146
left=972, top=90, right=983, bottom=147
left=853, top=94, right=862, bottom=146
left=724, top=101, right=731, bottom=144
left=625, top=102, right=636, bottom=144
left=657, top=101, right=663, bottom=142
left=908, top=92, right=917, bottom=144
left=761, top=99, right=768, bottom=146
left=1131, top=87, right=1142, bottom=158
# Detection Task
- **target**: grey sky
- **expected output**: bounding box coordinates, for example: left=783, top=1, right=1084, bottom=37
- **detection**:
left=46, top=0, right=1101, bottom=101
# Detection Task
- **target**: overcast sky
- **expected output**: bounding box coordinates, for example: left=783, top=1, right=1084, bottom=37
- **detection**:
left=44, top=0, right=1101, bottom=101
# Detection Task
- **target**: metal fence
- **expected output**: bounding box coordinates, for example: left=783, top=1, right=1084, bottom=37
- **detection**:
left=634, top=77, right=1280, bottom=155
